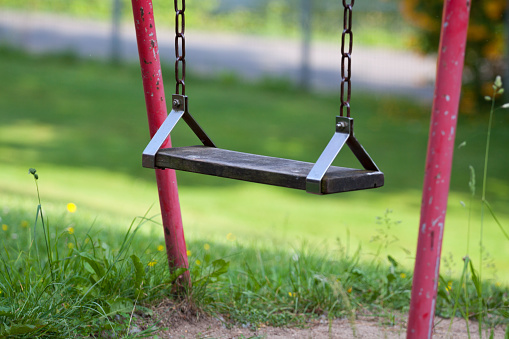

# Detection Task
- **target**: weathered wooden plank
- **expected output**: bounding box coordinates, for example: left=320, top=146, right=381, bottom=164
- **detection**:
left=155, top=146, right=384, bottom=194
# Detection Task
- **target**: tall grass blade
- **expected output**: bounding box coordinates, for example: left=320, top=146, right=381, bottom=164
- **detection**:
left=33, top=204, right=43, bottom=272
left=468, top=258, right=485, bottom=338
left=448, top=256, right=470, bottom=336
left=484, top=200, right=509, bottom=241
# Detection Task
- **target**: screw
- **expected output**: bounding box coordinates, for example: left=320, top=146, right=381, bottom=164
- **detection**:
left=337, top=122, right=347, bottom=129
left=173, top=99, right=181, bottom=107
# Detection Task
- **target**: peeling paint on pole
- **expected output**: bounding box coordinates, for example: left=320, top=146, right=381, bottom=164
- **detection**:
left=406, top=0, right=471, bottom=337
left=131, top=0, right=189, bottom=280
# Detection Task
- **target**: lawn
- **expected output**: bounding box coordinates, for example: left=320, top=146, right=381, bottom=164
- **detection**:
left=0, top=47, right=508, bottom=285
left=0, top=46, right=508, bottom=336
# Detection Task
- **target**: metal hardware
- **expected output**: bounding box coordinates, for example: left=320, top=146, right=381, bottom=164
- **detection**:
left=336, top=121, right=347, bottom=129
left=346, top=132, right=379, bottom=172
left=142, top=94, right=216, bottom=168
left=306, top=117, right=351, bottom=194
left=306, top=115, right=379, bottom=194
left=141, top=0, right=381, bottom=195
left=174, top=0, right=186, bottom=95
left=143, top=94, right=186, bottom=168
left=340, top=0, right=354, bottom=117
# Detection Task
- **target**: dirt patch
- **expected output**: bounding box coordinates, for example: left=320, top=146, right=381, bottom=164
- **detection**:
left=147, top=299, right=506, bottom=338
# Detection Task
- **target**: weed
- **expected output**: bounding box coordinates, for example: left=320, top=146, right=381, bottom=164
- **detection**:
left=0, top=169, right=181, bottom=337
left=444, top=76, right=509, bottom=337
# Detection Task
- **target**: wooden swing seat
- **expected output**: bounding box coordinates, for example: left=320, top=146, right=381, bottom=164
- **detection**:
left=154, top=146, right=383, bottom=194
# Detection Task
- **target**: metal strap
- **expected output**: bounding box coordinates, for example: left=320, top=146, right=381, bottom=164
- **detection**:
left=306, top=117, right=352, bottom=194
left=142, top=95, right=215, bottom=169
left=142, top=95, right=186, bottom=168
left=306, top=116, right=380, bottom=194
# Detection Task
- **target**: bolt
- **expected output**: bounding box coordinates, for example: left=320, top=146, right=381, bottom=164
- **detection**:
left=337, top=122, right=347, bottom=129
left=173, top=99, right=181, bottom=107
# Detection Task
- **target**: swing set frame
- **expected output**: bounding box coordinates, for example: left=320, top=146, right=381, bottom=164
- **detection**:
left=130, top=1, right=471, bottom=337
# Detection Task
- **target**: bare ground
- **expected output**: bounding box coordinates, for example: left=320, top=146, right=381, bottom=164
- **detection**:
left=132, top=299, right=507, bottom=339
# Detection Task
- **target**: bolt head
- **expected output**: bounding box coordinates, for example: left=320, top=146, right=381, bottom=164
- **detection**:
left=173, top=99, right=181, bottom=107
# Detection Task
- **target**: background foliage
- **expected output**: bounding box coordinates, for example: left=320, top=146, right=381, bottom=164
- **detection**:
left=401, top=0, right=507, bottom=113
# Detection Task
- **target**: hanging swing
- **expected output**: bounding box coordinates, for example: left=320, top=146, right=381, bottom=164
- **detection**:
left=142, top=0, right=384, bottom=195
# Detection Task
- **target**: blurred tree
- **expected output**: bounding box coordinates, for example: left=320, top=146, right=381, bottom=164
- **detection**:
left=400, top=0, right=507, bottom=114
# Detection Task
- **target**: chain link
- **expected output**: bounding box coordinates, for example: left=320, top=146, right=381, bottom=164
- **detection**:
left=174, top=0, right=186, bottom=95
left=340, top=0, right=354, bottom=117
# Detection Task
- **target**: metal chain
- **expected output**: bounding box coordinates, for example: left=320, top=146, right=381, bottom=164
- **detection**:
left=174, top=0, right=186, bottom=95
left=340, top=0, right=354, bottom=117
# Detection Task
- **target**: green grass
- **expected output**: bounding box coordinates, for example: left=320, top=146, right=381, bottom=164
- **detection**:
left=0, top=48, right=508, bottom=335
left=0, top=47, right=507, bottom=278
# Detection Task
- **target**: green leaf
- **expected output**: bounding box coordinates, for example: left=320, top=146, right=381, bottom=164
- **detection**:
left=77, top=251, right=106, bottom=278
left=498, top=309, right=509, bottom=318
left=484, top=96, right=492, bottom=101
left=108, top=297, right=134, bottom=314
left=438, top=275, right=451, bottom=303
left=6, top=324, right=42, bottom=335
left=468, top=260, right=482, bottom=299
left=387, top=255, right=398, bottom=267
left=209, top=259, right=230, bottom=278
left=168, top=267, right=188, bottom=283
left=134, top=305, right=153, bottom=317
left=0, top=306, right=12, bottom=317
left=131, top=254, right=145, bottom=289
left=351, top=267, right=364, bottom=277
left=504, top=323, right=509, bottom=339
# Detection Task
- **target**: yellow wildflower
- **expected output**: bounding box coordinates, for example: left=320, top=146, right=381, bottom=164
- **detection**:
left=148, top=260, right=157, bottom=267
left=157, top=245, right=164, bottom=252
left=186, top=250, right=192, bottom=256
left=226, top=233, right=236, bottom=241
left=67, top=227, right=74, bottom=235
left=195, top=259, right=201, bottom=266
left=495, top=282, right=502, bottom=287
left=347, top=287, right=352, bottom=293
left=67, top=203, right=77, bottom=213
left=400, top=273, right=406, bottom=279
left=20, top=220, right=29, bottom=228
left=1, top=224, right=7, bottom=231
left=68, top=243, right=74, bottom=249
left=288, top=292, right=293, bottom=297
left=204, top=243, right=210, bottom=251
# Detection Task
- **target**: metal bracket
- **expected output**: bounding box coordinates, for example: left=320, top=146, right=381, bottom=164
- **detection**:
left=306, top=116, right=380, bottom=195
left=142, top=94, right=216, bottom=168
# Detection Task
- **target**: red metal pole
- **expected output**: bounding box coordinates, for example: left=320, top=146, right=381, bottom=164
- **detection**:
left=407, top=0, right=471, bottom=337
left=131, top=0, right=189, bottom=278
